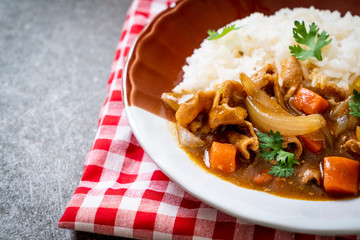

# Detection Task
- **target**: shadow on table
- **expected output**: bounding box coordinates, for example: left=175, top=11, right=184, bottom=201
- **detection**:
left=75, top=231, right=132, bottom=240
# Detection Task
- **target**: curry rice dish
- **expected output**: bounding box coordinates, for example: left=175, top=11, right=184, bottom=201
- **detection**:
left=162, top=7, right=360, bottom=200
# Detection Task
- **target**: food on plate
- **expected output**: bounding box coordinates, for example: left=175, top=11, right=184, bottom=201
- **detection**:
left=161, top=7, right=360, bottom=200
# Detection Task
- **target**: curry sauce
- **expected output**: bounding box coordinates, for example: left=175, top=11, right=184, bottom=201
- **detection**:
left=162, top=57, right=360, bottom=200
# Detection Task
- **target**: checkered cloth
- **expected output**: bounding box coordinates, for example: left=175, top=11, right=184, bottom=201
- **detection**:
left=58, top=0, right=358, bottom=239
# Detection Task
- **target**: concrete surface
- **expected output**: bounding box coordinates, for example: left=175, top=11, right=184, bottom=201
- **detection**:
left=0, top=0, right=132, bottom=239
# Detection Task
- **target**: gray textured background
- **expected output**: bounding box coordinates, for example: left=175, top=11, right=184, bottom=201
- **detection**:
left=1, top=0, right=132, bottom=239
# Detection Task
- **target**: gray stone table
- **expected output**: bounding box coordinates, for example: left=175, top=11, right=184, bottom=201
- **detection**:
left=1, top=0, right=133, bottom=239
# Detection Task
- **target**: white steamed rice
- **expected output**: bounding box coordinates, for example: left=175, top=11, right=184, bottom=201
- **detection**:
left=174, top=7, right=360, bottom=92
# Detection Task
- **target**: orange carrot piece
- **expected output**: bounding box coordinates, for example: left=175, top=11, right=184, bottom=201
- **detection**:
left=209, top=142, right=237, bottom=173
left=253, top=172, right=273, bottom=185
left=300, top=135, right=323, bottom=154
left=323, top=156, right=360, bottom=195
left=293, top=87, right=329, bottom=114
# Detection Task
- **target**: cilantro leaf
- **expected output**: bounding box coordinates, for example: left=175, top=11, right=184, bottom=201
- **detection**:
left=269, top=165, right=294, bottom=178
left=289, top=21, right=332, bottom=61
left=257, top=130, right=282, bottom=160
left=207, top=25, right=241, bottom=40
left=257, top=131, right=300, bottom=178
left=349, top=89, right=360, bottom=117
left=277, top=150, right=296, bottom=165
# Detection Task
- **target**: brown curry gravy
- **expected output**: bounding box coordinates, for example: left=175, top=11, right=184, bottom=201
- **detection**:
left=182, top=131, right=358, bottom=201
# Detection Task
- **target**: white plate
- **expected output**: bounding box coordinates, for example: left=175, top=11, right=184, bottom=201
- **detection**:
left=122, top=1, right=360, bottom=233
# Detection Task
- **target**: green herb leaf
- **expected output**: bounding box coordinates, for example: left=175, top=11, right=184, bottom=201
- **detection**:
left=277, top=150, right=295, bottom=165
left=349, top=89, right=360, bottom=117
left=257, top=131, right=299, bottom=178
left=257, top=130, right=283, bottom=160
left=269, top=165, right=295, bottom=178
left=289, top=21, right=332, bottom=61
left=207, top=25, right=241, bottom=40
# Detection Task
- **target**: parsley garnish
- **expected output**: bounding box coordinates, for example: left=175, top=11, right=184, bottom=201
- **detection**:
left=257, top=130, right=300, bottom=178
left=289, top=21, right=332, bottom=61
left=349, top=89, right=360, bottom=117
left=207, top=25, right=241, bottom=40
left=258, top=130, right=283, bottom=160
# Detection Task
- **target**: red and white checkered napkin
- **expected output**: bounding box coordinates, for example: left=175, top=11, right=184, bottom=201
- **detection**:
left=58, top=0, right=357, bottom=239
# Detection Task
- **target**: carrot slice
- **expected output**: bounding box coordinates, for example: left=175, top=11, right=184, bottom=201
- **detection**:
left=253, top=172, right=273, bottom=185
left=293, top=87, right=329, bottom=114
left=323, top=156, right=360, bottom=195
left=209, top=142, right=237, bottom=173
left=300, top=135, right=323, bottom=154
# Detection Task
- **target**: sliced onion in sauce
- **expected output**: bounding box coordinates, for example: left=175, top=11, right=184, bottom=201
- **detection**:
left=176, top=123, right=205, bottom=150
left=240, top=73, right=284, bottom=111
left=240, top=73, right=326, bottom=136
left=356, top=126, right=360, bottom=141
left=245, top=97, right=326, bottom=135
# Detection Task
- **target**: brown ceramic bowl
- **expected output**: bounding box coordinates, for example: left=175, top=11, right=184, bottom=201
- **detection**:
left=123, top=0, right=360, bottom=234
left=125, top=0, right=360, bottom=118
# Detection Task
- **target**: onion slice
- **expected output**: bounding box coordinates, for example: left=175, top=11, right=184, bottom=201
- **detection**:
left=356, top=126, right=360, bottom=141
left=245, top=97, right=326, bottom=136
left=240, top=73, right=284, bottom=111
left=240, top=73, right=326, bottom=136
left=176, top=123, right=205, bottom=150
